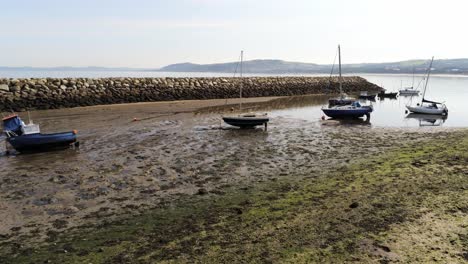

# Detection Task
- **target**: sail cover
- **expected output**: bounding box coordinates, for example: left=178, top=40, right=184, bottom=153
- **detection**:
left=423, top=98, right=443, bottom=104
left=2, top=115, right=23, bottom=135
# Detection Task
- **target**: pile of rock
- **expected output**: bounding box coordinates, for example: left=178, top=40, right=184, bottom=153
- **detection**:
left=0, top=77, right=381, bottom=111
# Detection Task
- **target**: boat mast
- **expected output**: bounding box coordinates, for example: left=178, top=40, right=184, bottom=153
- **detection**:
left=338, top=45, right=343, bottom=98
left=421, top=57, right=434, bottom=104
left=411, top=66, right=415, bottom=88
left=239, top=50, right=243, bottom=112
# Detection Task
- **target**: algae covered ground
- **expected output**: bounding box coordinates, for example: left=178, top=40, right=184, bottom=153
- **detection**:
left=1, top=130, right=466, bottom=263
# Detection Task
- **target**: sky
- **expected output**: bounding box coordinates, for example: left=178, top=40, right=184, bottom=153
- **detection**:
left=1, top=0, right=468, bottom=68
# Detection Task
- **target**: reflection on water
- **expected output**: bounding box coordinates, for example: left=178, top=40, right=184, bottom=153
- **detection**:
left=405, top=113, right=447, bottom=127
left=266, top=74, right=467, bottom=128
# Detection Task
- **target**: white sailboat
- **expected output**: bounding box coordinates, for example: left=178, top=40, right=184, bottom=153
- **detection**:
left=399, top=88, right=419, bottom=95
left=222, top=51, right=269, bottom=129
left=399, top=67, right=419, bottom=95
left=406, top=57, right=448, bottom=115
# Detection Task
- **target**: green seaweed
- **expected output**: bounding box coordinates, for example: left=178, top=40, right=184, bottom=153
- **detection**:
left=1, top=131, right=467, bottom=263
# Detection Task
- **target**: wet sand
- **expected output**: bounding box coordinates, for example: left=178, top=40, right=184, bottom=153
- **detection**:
left=0, top=95, right=463, bottom=249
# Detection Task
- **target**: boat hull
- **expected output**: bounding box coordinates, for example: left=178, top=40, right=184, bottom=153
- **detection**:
left=406, top=105, right=447, bottom=115
left=222, top=116, right=269, bottom=128
left=378, top=92, right=398, bottom=98
left=399, top=90, right=419, bottom=95
left=358, top=95, right=376, bottom=100
left=322, top=107, right=373, bottom=119
left=7, top=132, right=77, bottom=152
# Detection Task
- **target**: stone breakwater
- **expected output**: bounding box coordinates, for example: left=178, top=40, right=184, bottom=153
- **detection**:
left=0, top=77, right=381, bottom=111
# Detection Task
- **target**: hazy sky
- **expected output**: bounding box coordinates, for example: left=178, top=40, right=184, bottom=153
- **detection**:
left=1, top=0, right=468, bottom=67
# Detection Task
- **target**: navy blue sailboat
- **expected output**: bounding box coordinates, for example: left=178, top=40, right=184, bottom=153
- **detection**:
left=322, top=45, right=373, bottom=119
left=2, top=114, right=78, bottom=153
left=322, top=101, right=373, bottom=118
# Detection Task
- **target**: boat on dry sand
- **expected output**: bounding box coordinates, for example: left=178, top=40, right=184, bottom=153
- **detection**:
left=2, top=114, right=78, bottom=153
left=222, top=51, right=269, bottom=129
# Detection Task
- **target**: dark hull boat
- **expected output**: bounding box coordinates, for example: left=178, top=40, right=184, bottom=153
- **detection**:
left=377, top=92, right=398, bottom=98
left=358, top=94, right=376, bottom=100
left=221, top=51, right=270, bottom=130
left=322, top=105, right=373, bottom=119
left=222, top=115, right=269, bottom=128
left=7, top=132, right=77, bottom=153
left=2, top=114, right=78, bottom=153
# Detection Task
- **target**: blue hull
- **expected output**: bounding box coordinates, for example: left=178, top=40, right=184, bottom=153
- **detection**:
left=322, top=107, right=373, bottom=119
left=7, top=132, right=77, bottom=152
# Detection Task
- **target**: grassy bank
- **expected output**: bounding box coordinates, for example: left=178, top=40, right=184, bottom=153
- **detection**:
left=1, top=131, right=467, bottom=263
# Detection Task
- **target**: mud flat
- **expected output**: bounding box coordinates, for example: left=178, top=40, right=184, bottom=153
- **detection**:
left=0, top=96, right=466, bottom=263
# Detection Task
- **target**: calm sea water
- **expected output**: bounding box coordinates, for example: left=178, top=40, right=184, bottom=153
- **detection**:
left=271, top=74, right=468, bottom=127
left=0, top=71, right=466, bottom=127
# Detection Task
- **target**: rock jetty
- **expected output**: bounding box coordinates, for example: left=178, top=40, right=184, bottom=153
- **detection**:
left=0, top=77, right=381, bottom=111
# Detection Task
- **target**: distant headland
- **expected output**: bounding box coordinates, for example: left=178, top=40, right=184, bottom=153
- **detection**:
left=2, top=58, right=468, bottom=75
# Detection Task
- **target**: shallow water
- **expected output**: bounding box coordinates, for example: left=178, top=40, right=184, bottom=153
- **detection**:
left=271, top=74, right=468, bottom=127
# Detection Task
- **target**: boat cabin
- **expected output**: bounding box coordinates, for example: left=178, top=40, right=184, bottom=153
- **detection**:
left=2, top=115, right=40, bottom=137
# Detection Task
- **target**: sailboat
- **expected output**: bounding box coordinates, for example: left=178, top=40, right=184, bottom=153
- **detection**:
left=406, top=57, right=448, bottom=115
left=222, top=51, right=269, bottom=129
left=322, top=45, right=373, bottom=119
left=399, top=66, right=419, bottom=95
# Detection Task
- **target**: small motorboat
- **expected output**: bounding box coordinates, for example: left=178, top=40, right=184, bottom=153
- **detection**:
left=406, top=57, right=448, bottom=116
left=322, top=101, right=373, bottom=119
left=222, top=113, right=269, bottom=128
left=2, top=114, right=78, bottom=153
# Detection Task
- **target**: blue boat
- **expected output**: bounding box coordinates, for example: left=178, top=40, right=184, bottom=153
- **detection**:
left=2, top=114, right=78, bottom=153
left=322, top=102, right=373, bottom=119
left=322, top=45, right=374, bottom=119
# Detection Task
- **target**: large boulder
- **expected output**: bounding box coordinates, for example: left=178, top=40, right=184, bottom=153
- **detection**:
left=0, top=84, right=9, bottom=92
